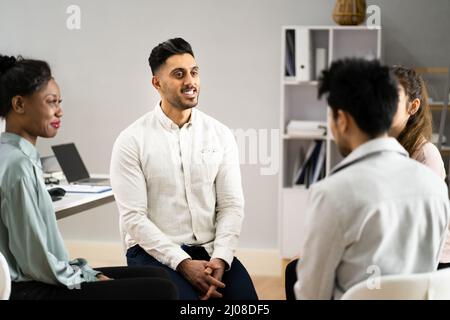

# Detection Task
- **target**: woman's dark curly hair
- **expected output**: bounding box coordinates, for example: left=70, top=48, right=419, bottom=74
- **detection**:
left=0, top=55, right=52, bottom=118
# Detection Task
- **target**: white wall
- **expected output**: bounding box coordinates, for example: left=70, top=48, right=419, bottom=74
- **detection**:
left=0, top=0, right=449, bottom=250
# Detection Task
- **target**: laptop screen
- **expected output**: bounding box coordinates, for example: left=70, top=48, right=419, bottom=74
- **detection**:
left=51, top=143, right=90, bottom=183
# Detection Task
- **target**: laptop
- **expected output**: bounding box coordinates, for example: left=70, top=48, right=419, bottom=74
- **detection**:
left=51, top=143, right=109, bottom=185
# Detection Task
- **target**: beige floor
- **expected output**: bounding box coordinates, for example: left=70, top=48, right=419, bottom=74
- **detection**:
left=252, top=276, right=285, bottom=300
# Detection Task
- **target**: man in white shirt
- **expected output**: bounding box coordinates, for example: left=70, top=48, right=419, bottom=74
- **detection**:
left=110, top=38, right=257, bottom=300
left=294, top=58, right=450, bottom=300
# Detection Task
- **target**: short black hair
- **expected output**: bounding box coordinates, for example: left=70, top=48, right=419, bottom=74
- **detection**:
left=0, top=55, right=52, bottom=118
left=148, top=38, right=194, bottom=75
left=318, top=58, right=398, bottom=137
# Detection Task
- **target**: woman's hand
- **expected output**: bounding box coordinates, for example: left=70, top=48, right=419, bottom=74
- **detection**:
left=96, top=274, right=113, bottom=281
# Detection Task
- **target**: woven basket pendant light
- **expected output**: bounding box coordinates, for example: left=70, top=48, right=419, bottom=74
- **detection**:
left=333, top=0, right=367, bottom=25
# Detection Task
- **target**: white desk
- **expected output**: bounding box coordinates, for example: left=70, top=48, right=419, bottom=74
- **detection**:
left=54, top=190, right=115, bottom=220
left=48, top=173, right=115, bottom=220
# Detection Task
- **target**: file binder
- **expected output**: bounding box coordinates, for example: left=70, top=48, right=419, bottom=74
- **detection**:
left=296, top=28, right=312, bottom=81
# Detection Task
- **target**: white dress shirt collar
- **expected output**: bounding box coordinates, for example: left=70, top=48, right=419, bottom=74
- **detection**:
left=155, top=102, right=197, bottom=130
left=331, top=137, right=408, bottom=175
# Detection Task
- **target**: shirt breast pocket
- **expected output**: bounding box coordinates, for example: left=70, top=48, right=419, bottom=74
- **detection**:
left=192, top=147, right=223, bottom=185
left=201, top=148, right=222, bottom=165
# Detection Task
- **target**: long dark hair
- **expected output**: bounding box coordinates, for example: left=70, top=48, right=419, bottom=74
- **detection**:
left=0, top=55, right=52, bottom=118
left=392, top=66, right=432, bottom=157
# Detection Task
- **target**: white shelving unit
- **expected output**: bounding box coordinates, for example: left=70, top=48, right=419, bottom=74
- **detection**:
left=417, top=67, right=450, bottom=192
left=415, top=68, right=450, bottom=150
left=279, top=25, right=382, bottom=259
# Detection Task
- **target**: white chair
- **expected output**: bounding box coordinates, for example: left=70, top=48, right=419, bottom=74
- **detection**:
left=341, top=268, right=450, bottom=300
left=0, top=251, right=11, bottom=300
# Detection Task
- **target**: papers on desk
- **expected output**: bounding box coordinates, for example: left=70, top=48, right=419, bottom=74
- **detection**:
left=59, top=184, right=112, bottom=194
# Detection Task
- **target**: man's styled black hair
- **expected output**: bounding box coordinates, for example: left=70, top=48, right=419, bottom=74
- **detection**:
left=148, top=38, right=194, bottom=75
left=318, top=58, right=399, bottom=137
left=0, top=55, right=52, bottom=118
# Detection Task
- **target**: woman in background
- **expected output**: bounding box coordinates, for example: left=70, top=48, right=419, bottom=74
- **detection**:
left=389, top=65, right=449, bottom=269
left=0, top=55, right=177, bottom=299
left=389, top=65, right=446, bottom=179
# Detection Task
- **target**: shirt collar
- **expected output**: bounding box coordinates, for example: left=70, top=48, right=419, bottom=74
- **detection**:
left=0, top=132, right=42, bottom=169
left=155, top=102, right=196, bottom=130
left=331, top=137, right=408, bottom=175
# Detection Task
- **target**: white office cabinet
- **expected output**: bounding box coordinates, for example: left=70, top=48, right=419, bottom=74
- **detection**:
left=279, top=26, right=382, bottom=259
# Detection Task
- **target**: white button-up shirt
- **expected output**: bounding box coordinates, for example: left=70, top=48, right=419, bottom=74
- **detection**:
left=110, top=103, right=244, bottom=270
left=294, top=138, right=450, bottom=300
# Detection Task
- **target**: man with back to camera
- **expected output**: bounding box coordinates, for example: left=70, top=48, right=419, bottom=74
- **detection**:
left=294, top=58, right=450, bottom=299
left=110, top=38, right=258, bottom=300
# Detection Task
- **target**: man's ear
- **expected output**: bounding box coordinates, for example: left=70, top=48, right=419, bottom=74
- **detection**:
left=336, top=109, right=349, bottom=133
left=152, top=76, right=161, bottom=90
left=408, top=98, right=421, bottom=116
left=11, top=96, right=25, bottom=114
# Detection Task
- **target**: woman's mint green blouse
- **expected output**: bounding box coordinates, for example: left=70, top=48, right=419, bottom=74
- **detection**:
left=0, top=132, right=99, bottom=288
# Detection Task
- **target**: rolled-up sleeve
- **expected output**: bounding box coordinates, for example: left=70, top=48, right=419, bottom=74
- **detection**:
left=211, top=129, right=245, bottom=269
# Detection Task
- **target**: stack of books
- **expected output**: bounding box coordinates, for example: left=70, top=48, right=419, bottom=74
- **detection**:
left=287, top=120, right=327, bottom=138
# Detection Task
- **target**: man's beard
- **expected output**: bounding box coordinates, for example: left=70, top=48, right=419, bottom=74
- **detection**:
left=168, top=94, right=199, bottom=110
left=338, top=142, right=352, bottom=158
left=334, top=134, right=352, bottom=157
